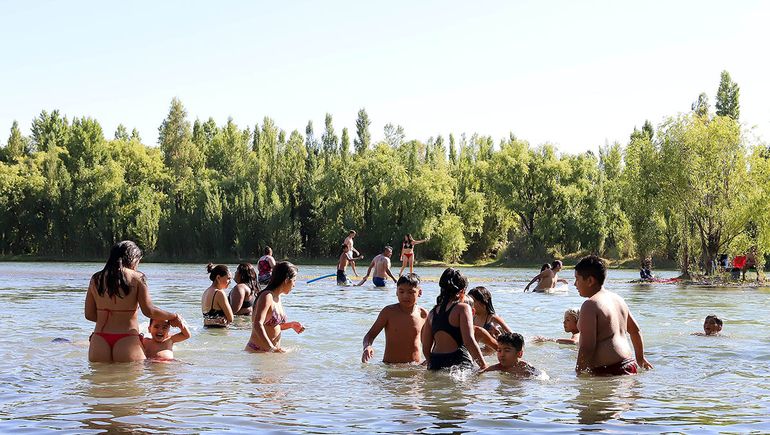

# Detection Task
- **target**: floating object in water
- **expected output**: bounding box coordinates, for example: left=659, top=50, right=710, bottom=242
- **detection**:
left=306, top=273, right=336, bottom=284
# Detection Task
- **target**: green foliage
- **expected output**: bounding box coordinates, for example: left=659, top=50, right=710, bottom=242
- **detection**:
left=1, top=86, right=765, bottom=277
left=715, top=70, right=740, bottom=121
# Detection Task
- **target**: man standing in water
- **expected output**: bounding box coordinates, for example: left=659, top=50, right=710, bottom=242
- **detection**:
left=574, top=255, right=653, bottom=375
left=356, top=246, right=397, bottom=287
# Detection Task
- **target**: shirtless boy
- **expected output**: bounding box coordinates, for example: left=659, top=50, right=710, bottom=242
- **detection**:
left=533, top=308, right=580, bottom=345
left=142, top=316, right=191, bottom=359
left=337, top=244, right=363, bottom=285
left=361, top=273, right=428, bottom=363
left=356, top=246, right=397, bottom=287
left=525, top=260, right=568, bottom=292
left=574, top=255, right=653, bottom=375
left=482, top=332, right=539, bottom=377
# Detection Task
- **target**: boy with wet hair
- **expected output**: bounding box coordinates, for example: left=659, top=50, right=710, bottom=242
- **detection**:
left=142, top=316, right=191, bottom=359
left=361, top=273, right=428, bottom=363
left=702, top=315, right=723, bottom=336
left=574, top=255, right=653, bottom=376
left=337, top=244, right=363, bottom=285
left=482, top=332, right=539, bottom=377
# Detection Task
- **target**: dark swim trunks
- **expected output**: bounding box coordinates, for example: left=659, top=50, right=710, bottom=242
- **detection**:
left=372, top=276, right=386, bottom=287
left=337, top=269, right=349, bottom=285
left=591, top=357, right=638, bottom=376
left=428, top=347, right=473, bottom=371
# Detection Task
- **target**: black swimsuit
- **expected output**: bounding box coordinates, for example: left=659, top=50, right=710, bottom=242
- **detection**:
left=203, top=291, right=226, bottom=328
left=428, top=303, right=472, bottom=370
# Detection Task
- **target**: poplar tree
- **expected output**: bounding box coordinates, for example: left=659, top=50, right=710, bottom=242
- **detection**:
left=715, top=70, right=740, bottom=120
left=354, top=108, right=371, bottom=154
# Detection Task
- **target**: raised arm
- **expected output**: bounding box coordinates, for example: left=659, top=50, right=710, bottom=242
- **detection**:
left=85, top=278, right=97, bottom=322
left=492, top=314, right=512, bottom=334
left=137, top=276, right=176, bottom=321
left=361, top=308, right=388, bottom=362
left=575, top=301, right=597, bottom=373
left=459, top=304, right=487, bottom=369
left=171, top=317, right=191, bottom=343
left=627, top=311, right=653, bottom=369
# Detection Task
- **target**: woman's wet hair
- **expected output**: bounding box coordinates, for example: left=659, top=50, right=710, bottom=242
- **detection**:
left=94, top=240, right=143, bottom=298
left=705, top=314, right=723, bottom=326
left=564, top=308, right=580, bottom=322
left=436, top=268, right=468, bottom=312
left=235, top=263, right=259, bottom=293
left=405, top=234, right=414, bottom=242
left=397, top=273, right=420, bottom=288
left=467, top=286, right=495, bottom=315
left=262, top=261, right=298, bottom=293
left=540, top=263, right=551, bottom=272
left=206, top=263, right=229, bottom=282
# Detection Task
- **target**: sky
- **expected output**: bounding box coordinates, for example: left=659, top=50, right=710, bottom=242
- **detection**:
left=1, top=0, right=769, bottom=154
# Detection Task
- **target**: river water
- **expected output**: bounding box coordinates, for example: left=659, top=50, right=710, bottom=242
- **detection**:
left=1, top=262, right=769, bottom=433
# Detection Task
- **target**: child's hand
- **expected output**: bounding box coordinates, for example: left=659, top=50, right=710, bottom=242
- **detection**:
left=362, top=345, right=374, bottom=363
left=291, top=322, right=305, bottom=334
left=639, top=357, right=653, bottom=370
left=532, top=336, right=548, bottom=343
left=271, top=347, right=286, bottom=353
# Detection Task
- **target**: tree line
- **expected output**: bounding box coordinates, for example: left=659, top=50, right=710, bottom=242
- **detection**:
left=1, top=70, right=768, bottom=277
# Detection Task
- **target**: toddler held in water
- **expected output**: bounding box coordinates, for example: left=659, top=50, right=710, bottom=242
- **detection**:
left=482, top=332, right=540, bottom=377
left=142, top=316, right=190, bottom=359
left=361, top=273, right=428, bottom=363
left=533, top=308, right=580, bottom=345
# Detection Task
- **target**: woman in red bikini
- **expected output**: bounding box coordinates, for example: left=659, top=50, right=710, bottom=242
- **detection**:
left=84, top=240, right=180, bottom=363
left=398, top=234, right=427, bottom=276
left=245, top=261, right=305, bottom=353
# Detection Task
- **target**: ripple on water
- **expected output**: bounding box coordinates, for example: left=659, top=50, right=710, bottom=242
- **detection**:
left=1, top=263, right=770, bottom=433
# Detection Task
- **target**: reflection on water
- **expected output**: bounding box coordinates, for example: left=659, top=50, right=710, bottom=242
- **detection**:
left=1, top=262, right=769, bottom=433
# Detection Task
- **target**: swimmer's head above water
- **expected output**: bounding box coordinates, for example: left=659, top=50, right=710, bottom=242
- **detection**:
left=704, top=315, right=723, bottom=335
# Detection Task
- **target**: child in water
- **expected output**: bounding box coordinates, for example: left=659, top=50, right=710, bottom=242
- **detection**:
left=482, top=332, right=540, bottom=377
left=467, top=286, right=512, bottom=339
left=533, top=308, right=580, bottom=345
left=694, top=314, right=723, bottom=336
left=361, top=273, right=428, bottom=363
left=142, top=316, right=191, bottom=359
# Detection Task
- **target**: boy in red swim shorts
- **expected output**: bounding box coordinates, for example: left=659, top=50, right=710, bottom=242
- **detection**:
left=574, top=255, right=653, bottom=376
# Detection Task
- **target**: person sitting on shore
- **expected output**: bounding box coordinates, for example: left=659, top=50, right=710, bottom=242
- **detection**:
left=533, top=308, right=580, bottom=345
left=356, top=246, right=398, bottom=287
left=142, top=317, right=191, bottom=360
left=361, top=273, right=428, bottom=363
left=524, top=260, right=567, bottom=292
left=481, top=332, right=540, bottom=377
left=694, top=314, right=723, bottom=336
left=574, top=255, right=653, bottom=376
left=257, top=247, right=276, bottom=286
left=230, top=263, right=259, bottom=316
left=201, top=264, right=235, bottom=328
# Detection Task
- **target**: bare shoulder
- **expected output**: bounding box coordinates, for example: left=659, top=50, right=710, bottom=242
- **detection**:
left=419, top=307, right=429, bottom=319
left=580, top=298, right=599, bottom=312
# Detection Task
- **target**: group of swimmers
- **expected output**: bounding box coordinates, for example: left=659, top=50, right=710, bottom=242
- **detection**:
left=85, top=240, right=722, bottom=377
left=337, top=231, right=427, bottom=286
